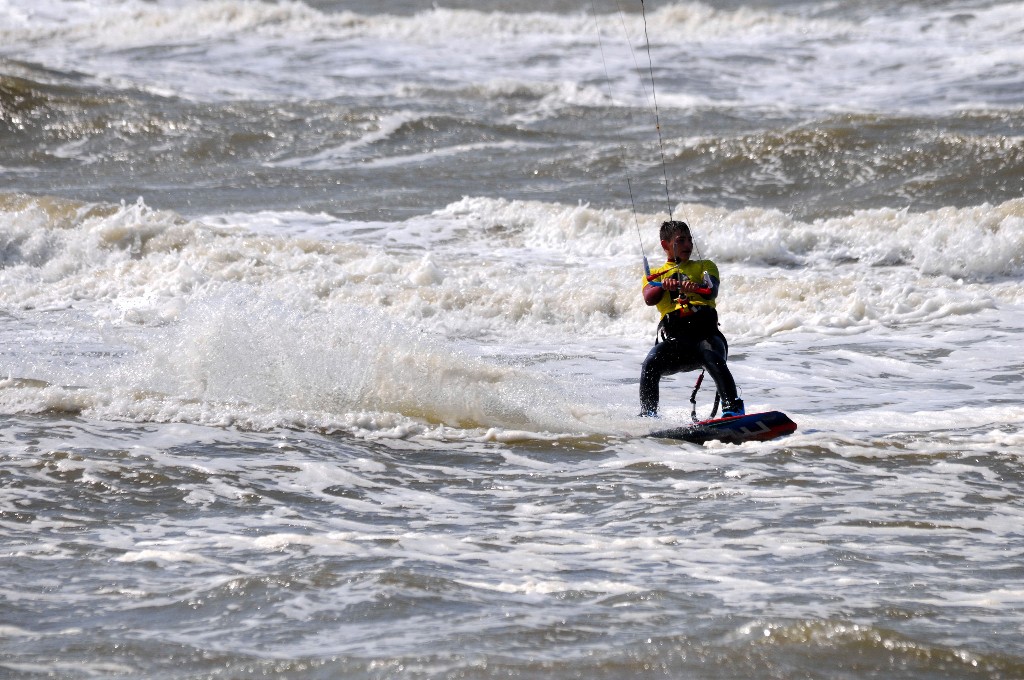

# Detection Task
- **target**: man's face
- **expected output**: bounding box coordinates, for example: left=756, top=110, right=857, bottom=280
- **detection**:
left=662, top=232, right=692, bottom=262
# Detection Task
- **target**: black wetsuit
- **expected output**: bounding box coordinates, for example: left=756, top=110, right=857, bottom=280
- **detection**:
left=639, top=306, right=739, bottom=417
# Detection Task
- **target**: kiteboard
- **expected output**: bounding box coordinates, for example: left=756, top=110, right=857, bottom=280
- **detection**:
left=648, top=411, right=797, bottom=445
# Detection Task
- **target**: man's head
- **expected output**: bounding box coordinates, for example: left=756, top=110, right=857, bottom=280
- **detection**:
left=659, top=220, right=690, bottom=242
left=660, top=220, right=693, bottom=262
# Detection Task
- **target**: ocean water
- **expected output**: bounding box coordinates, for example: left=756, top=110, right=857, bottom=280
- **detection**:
left=2, top=0, right=1023, bottom=677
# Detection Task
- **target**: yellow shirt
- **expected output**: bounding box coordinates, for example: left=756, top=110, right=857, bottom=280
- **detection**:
left=644, top=259, right=719, bottom=319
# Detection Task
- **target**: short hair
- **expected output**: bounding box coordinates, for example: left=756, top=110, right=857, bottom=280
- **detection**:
left=660, top=220, right=690, bottom=242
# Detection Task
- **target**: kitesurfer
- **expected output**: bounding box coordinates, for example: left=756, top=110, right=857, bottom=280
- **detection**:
left=639, top=219, right=744, bottom=418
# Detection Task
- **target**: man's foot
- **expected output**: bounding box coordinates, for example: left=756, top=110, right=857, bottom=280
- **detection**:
left=722, top=399, right=745, bottom=417
left=638, top=409, right=658, bottom=418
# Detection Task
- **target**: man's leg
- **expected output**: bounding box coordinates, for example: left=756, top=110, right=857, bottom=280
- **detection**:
left=697, top=334, right=743, bottom=415
left=639, top=340, right=690, bottom=417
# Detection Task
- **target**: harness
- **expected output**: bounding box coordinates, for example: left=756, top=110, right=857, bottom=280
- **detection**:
left=656, top=304, right=717, bottom=344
